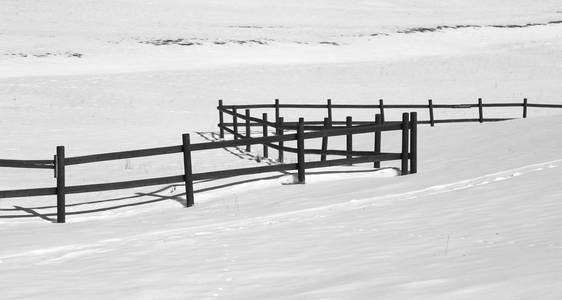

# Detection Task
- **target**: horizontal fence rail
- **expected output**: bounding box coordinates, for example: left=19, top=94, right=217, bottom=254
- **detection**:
left=0, top=159, right=54, bottom=169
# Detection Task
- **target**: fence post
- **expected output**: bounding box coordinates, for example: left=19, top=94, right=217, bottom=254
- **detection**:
left=401, top=113, right=409, bottom=175
left=321, top=117, right=329, bottom=162
left=478, top=98, right=483, bottom=123
left=297, top=117, right=306, bottom=184
left=275, top=99, right=280, bottom=126
left=327, top=98, right=333, bottom=123
left=218, top=99, right=224, bottom=138
left=374, top=114, right=382, bottom=168
left=55, top=146, right=66, bottom=223
left=379, top=99, right=385, bottom=122
left=182, top=134, right=194, bottom=207
left=233, top=107, right=238, bottom=140
left=523, top=98, right=528, bottom=118
left=409, top=112, right=417, bottom=174
left=428, top=99, right=435, bottom=127
left=245, top=109, right=251, bottom=152
left=277, top=117, right=284, bottom=163
left=262, top=113, right=268, bottom=158
left=346, top=116, right=353, bottom=164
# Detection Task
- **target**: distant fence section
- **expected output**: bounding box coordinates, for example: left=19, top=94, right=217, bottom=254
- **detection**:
left=217, top=98, right=562, bottom=129
left=2, top=98, right=560, bottom=223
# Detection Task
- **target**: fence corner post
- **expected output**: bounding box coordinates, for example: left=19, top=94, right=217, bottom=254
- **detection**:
left=428, top=99, right=435, bottom=127
left=409, top=112, right=417, bottom=174
left=346, top=116, right=353, bottom=165
left=182, top=133, right=194, bottom=207
left=374, top=114, right=382, bottom=169
left=218, top=99, right=224, bottom=138
left=297, top=117, right=306, bottom=184
left=478, top=98, right=483, bottom=123
left=523, top=98, right=528, bottom=118
left=401, top=113, right=410, bottom=175
left=55, top=146, right=66, bottom=223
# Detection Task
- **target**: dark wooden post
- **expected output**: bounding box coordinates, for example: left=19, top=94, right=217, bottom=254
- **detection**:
left=346, top=116, right=353, bottom=164
left=409, top=112, right=418, bottom=174
left=374, top=114, right=382, bottom=168
left=321, top=117, right=329, bottom=162
left=262, top=113, right=268, bottom=158
left=478, top=98, right=483, bottom=123
left=182, top=134, right=194, bottom=207
left=297, top=117, right=306, bottom=184
left=379, top=99, right=385, bottom=122
left=428, top=99, right=435, bottom=127
left=245, top=109, right=251, bottom=152
left=55, top=146, right=66, bottom=223
left=277, top=117, right=284, bottom=163
left=218, top=99, right=224, bottom=138
left=401, top=113, right=410, bottom=175
left=233, top=107, right=238, bottom=140
left=523, top=98, right=528, bottom=118
left=275, top=99, right=280, bottom=126
left=327, top=99, right=333, bottom=123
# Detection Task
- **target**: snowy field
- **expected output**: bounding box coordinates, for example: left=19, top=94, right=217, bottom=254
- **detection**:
left=1, top=0, right=562, bottom=299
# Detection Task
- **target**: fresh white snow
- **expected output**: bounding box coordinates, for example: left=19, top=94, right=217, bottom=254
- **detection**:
left=1, top=0, right=562, bottom=299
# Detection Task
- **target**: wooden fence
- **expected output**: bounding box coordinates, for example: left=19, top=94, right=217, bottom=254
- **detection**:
left=0, top=108, right=417, bottom=223
left=216, top=98, right=562, bottom=170
left=5, top=98, right=558, bottom=223
left=217, top=98, right=562, bottom=130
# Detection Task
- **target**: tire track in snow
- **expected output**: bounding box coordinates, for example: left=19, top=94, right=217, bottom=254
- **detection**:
left=1, top=159, right=560, bottom=264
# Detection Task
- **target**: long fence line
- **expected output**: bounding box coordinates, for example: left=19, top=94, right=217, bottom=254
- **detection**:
left=3, top=98, right=560, bottom=224
left=217, top=98, right=562, bottom=130
left=0, top=107, right=418, bottom=223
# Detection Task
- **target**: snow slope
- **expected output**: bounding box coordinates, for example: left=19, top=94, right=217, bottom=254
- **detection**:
left=1, top=0, right=562, bottom=299
left=2, top=117, right=562, bottom=299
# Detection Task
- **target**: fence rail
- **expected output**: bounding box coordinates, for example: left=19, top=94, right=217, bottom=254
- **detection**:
left=0, top=159, right=54, bottom=169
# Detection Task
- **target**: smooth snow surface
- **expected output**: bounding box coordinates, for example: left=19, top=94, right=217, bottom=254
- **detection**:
left=1, top=1, right=562, bottom=299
